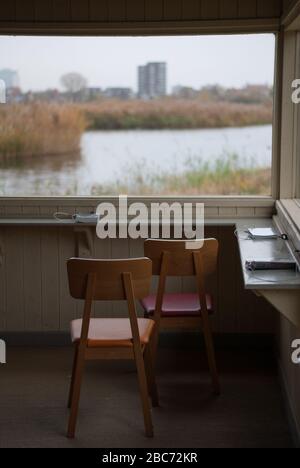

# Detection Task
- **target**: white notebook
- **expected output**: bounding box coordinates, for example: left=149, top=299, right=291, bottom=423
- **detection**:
left=247, top=228, right=278, bottom=239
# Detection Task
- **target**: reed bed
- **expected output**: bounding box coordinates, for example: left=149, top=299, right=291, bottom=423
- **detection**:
left=0, top=103, right=86, bottom=159
left=82, top=99, right=272, bottom=130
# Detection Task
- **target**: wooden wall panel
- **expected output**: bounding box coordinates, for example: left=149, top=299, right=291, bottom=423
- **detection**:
left=23, top=228, right=42, bottom=330
left=0, top=225, right=278, bottom=333
left=15, top=0, right=35, bottom=21
left=220, top=0, right=238, bottom=19
left=145, top=0, right=164, bottom=21
left=108, top=0, right=127, bottom=21
left=201, top=0, right=220, bottom=19
left=35, top=0, right=53, bottom=21
left=71, top=0, right=90, bottom=21
left=53, top=0, right=71, bottom=21
left=0, top=0, right=283, bottom=25
left=257, top=0, right=282, bottom=18
left=0, top=3, right=16, bottom=21
left=182, top=0, right=200, bottom=20
left=41, top=228, right=60, bottom=330
left=126, top=0, right=145, bottom=21
left=5, top=228, right=24, bottom=331
left=238, top=0, right=257, bottom=18
left=0, top=229, right=6, bottom=330
left=90, top=0, right=109, bottom=21
left=163, top=0, right=182, bottom=21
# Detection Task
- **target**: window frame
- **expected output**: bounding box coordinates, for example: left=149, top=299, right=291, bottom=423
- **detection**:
left=0, top=23, right=280, bottom=212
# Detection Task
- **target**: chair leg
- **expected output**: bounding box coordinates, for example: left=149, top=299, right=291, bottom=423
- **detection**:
left=144, top=343, right=159, bottom=407
left=134, top=345, right=154, bottom=438
left=67, top=347, right=86, bottom=438
left=68, top=345, right=78, bottom=409
left=201, top=311, right=220, bottom=396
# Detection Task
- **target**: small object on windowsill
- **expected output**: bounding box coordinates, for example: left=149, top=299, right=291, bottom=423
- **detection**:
left=245, top=259, right=297, bottom=271
left=247, top=228, right=279, bottom=240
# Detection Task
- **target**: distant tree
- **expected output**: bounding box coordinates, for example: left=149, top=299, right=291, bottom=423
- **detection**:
left=60, top=72, right=87, bottom=100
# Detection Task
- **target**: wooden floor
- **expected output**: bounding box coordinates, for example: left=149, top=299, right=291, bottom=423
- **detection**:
left=0, top=346, right=293, bottom=448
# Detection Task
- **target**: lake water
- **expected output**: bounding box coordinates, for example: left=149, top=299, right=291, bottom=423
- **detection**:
left=0, top=124, right=272, bottom=196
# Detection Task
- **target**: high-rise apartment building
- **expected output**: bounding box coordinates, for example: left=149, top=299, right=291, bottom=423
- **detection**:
left=0, top=69, right=20, bottom=89
left=138, top=62, right=167, bottom=99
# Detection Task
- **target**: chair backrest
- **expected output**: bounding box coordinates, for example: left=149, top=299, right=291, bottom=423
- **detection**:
left=144, top=239, right=218, bottom=277
left=68, top=257, right=152, bottom=301
left=144, top=239, right=219, bottom=319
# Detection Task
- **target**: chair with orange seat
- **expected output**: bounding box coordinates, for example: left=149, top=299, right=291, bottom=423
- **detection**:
left=141, top=239, right=220, bottom=395
left=67, top=257, right=158, bottom=439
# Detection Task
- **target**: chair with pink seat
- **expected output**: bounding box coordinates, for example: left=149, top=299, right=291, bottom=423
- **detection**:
left=141, top=238, right=220, bottom=395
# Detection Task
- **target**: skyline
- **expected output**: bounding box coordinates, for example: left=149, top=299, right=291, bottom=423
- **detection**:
left=0, top=34, right=275, bottom=92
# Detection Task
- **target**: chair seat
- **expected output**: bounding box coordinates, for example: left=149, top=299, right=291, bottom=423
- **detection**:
left=141, top=293, right=214, bottom=317
left=71, top=318, right=155, bottom=348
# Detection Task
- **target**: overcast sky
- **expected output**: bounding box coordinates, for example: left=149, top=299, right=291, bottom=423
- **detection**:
left=0, top=34, right=275, bottom=92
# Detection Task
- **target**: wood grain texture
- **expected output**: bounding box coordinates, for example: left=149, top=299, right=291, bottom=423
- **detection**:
left=201, top=0, right=220, bottom=19
left=238, top=0, right=257, bottom=18
left=35, top=0, right=53, bottom=21
left=220, top=0, right=238, bottom=19
left=108, top=0, right=127, bottom=21
left=145, top=0, right=164, bottom=20
left=126, top=0, right=145, bottom=21
left=90, top=0, right=109, bottom=21
left=15, top=0, right=35, bottom=21
left=71, top=0, right=90, bottom=21
left=53, top=0, right=71, bottom=21
left=0, top=2, right=16, bottom=21
left=182, top=0, right=200, bottom=20
left=163, top=0, right=182, bottom=21
left=257, top=0, right=282, bottom=18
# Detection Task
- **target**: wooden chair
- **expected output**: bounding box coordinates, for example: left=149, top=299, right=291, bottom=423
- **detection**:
left=141, top=239, right=220, bottom=395
left=67, top=257, right=158, bottom=439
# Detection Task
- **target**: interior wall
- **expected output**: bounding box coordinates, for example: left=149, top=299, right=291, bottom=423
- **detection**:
left=278, top=315, right=300, bottom=444
left=0, top=0, right=282, bottom=24
left=0, top=225, right=277, bottom=333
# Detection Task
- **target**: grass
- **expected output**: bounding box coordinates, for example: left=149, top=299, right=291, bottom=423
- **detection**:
left=91, top=153, right=271, bottom=196
left=0, top=103, right=86, bottom=159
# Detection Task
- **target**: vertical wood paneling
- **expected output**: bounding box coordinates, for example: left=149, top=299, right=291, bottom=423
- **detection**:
left=53, top=0, right=71, bottom=21
left=35, top=0, right=53, bottom=21
left=201, top=0, right=220, bottom=19
left=0, top=2, right=16, bottom=21
left=41, top=228, right=60, bottom=330
left=23, top=228, right=42, bottom=330
left=108, top=0, right=126, bottom=21
left=163, top=0, right=182, bottom=20
left=218, top=226, right=237, bottom=333
left=182, top=0, right=200, bottom=20
left=15, top=0, right=35, bottom=21
left=257, top=0, right=281, bottom=18
left=238, top=0, right=257, bottom=18
left=145, top=0, right=164, bottom=20
left=205, top=226, right=219, bottom=331
left=5, top=228, right=24, bottom=331
left=126, top=0, right=145, bottom=21
left=58, top=228, right=77, bottom=330
left=71, top=0, right=90, bottom=21
left=219, top=0, right=238, bottom=19
left=0, top=229, right=6, bottom=330
left=90, top=0, right=109, bottom=21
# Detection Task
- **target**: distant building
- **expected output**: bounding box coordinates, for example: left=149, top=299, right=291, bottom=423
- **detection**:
left=104, top=87, right=134, bottom=100
left=172, top=85, right=198, bottom=99
left=138, top=62, right=167, bottom=99
left=0, top=69, right=20, bottom=89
